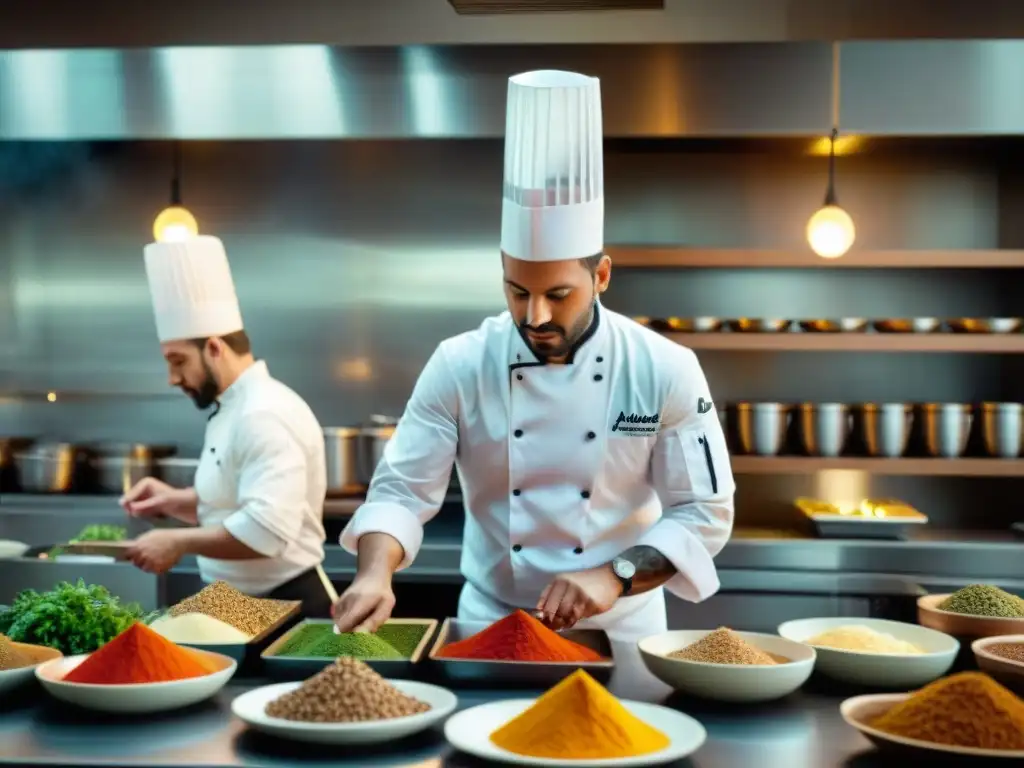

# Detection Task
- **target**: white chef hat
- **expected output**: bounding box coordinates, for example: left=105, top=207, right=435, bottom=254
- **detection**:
left=143, top=235, right=244, bottom=343
left=500, top=69, right=604, bottom=262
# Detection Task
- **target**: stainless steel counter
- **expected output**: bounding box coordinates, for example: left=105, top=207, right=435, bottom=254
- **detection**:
left=0, top=641, right=894, bottom=768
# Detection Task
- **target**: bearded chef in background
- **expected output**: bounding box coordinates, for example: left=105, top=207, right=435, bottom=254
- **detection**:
left=121, top=235, right=332, bottom=617
left=332, top=70, right=735, bottom=641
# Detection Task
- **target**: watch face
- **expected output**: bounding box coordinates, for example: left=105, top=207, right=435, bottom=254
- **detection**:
left=614, top=559, right=636, bottom=580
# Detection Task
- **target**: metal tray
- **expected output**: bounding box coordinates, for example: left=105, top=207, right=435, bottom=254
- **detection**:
left=262, top=618, right=438, bottom=679
left=808, top=517, right=926, bottom=540
left=428, top=618, right=614, bottom=687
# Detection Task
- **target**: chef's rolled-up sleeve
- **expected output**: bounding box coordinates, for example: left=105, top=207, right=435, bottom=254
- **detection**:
left=638, top=345, right=735, bottom=603
left=222, top=411, right=309, bottom=558
left=339, top=344, right=459, bottom=569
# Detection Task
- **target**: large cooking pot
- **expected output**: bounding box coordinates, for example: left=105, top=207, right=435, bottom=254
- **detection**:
left=14, top=443, right=93, bottom=494
left=323, top=416, right=397, bottom=496
left=0, top=437, right=35, bottom=490
left=89, top=443, right=177, bottom=495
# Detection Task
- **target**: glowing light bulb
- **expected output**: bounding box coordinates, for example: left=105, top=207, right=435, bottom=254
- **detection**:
left=806, top=204, right=855, bottom=259
left=153, top=205, right=199, bottom=243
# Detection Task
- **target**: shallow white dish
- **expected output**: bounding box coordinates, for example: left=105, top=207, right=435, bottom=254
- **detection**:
left=777, top=617, right=958, bottom=688
left=35, top=649, right=237, bottom=713
left=0, top=539, right=29, bottom=559
left=841, top=692, right=1024, bottom=759
left=445, top=698, right=706, bottom=767
left=638, top=629, right=815, bottom=703
left=231, top=680, right=457, bottom=745
left=0, top=642, right=62, bottom=695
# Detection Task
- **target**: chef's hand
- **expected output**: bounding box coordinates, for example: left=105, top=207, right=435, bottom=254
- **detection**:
left=332, top=574, right=396, bottom=634
left=120, top=478, right=195, bottom=521
left=124, top=530, right=186, bottom=574
left=536, top=565, right=623, bottom=632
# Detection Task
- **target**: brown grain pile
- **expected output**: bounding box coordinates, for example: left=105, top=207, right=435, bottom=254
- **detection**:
left=265, top=656, right=431, bottom=723
left=0, top=633, right=31, bottom=671
left=987, top=643, right=1024, bottom=664
left=668, top=627, right=778, bottom=666
left=168, top=581, right=293, bottom=636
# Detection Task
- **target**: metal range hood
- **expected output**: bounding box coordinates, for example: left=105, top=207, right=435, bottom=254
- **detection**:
left=1, top=41, right=1023, bottom=140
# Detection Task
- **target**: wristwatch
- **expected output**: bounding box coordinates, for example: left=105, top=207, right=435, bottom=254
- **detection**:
left=611, top=557, right=636, bottom=596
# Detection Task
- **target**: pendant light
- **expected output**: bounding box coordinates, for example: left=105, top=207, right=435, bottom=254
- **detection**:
left=152, top=142, right=199, bottom=243
left=806, top=42, right=855, bottom=260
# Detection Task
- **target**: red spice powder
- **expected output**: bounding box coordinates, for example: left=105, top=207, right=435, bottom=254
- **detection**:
left=437, top=609, right=605, bottom=662
left=63, top=622, right=216, bottom=685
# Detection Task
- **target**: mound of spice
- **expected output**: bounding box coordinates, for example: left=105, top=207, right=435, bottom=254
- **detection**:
left=0, top=633, right=32, bottom=671
left=149, top=613, right=253, bottom=645
left=273, top=624, right=404, bottom=660
left=491, top=669, right=669, bottom=759
left=938, top=585, right=1024, bottom=619
left=265, top=656, right=430, bottom=723
left=436, top=610, right=604, bottom=662
left=63, top=623, right=216, bottom=685
left=871, top=672, right=1024, bottom=750
left=669, top=627, right=777, bottom=665
left=807, top=625, right=923, bottom=655
left=985, top=643, right=1024, bottom=664
left=169, top=581, right=294, bottom=636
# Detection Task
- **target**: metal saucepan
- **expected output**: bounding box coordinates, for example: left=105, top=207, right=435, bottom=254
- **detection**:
left=798, top=318, right=868, bottom=333
left=14, top=443, right=93, bottom=493
left=919, top=403, right=973, bottom=458
left=89, top=443, right=177, bottom=495
left=727, top=319, right=792, bottom=333
left=645, top=317, right=723, bottom=333
left=796, top=403, right=851, bottom=457
left=727, top=402, right=791, bottom=456
left=0, top=437, right=35, bottom=490
left=872, top=318, right=940, bottom=333
left=980, top=402, right=1024, bottom=458
left=852, top=403, right=913, bottom=458
left=156, top=457, right=200, bottom=489
left=946, top=317, right=1022, bottom=334
left=324, top=416, right=398, bottom=496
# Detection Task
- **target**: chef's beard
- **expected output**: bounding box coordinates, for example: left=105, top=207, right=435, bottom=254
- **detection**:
left=518, top=301, right=596, bottom=361
left=181, top=359, right=220, bottom=410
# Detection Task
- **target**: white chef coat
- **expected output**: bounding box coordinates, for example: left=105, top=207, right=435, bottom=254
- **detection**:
left=340, top=304, right=735, bottom=638
left=193, top=360, right=328, bottom=594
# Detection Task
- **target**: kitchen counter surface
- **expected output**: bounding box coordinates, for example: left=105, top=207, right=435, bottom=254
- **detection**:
left=0, top=641, right=897, bottom=768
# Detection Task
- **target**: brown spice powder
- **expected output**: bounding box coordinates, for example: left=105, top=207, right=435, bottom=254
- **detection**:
left=668, top=627, right=778, bottom=666
left=987, top=643, right=1024, bottom=664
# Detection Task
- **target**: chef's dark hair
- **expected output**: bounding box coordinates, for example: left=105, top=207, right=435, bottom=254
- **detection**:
left=189, top=331, right=252, bottom=356
left=579, top=253, right=606, bottom=274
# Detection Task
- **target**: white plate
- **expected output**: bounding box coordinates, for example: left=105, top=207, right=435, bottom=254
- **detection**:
left=35, top=649, right=237, bottom=713
left=0, top=642, right=62, bottom=694
left=638, top=630, right=815, bottom=703
left=841, top=692, right=1024, bottom=759
left=231, top=680, right=457, bottom=745
left=0, top=540, right=29, bottom=559
left=444, top=698, right=706, bottom=766
left=777, top=617, right=958, bottom=688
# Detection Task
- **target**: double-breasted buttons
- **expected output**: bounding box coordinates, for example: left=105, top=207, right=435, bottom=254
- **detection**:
left=516, top=374, right=523, bottom=381
left=586, top=431, right=596, bottom=441
left=581, top=490, right=591, bottom=499
left=514, top=429, right=523, bottom=438
left=512, top=544, right=522, bottom=552
left=512, top=489, right=521, bottom=496
left=593, top=374, right=603, bottom=382
left=573, top=546, right=584, bottom=555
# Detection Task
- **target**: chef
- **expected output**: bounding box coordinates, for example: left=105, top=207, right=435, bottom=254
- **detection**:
left=121, top=235, right=332, bottom=617
left=332, top=70, right=735, bottom=641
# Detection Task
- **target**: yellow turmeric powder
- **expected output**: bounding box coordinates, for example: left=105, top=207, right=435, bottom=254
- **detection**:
left=490, top=669, right=670, bottom=759
left=871, top=672, right=1024, bottom=750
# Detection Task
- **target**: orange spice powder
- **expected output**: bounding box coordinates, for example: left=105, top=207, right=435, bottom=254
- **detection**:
left=63, top=622, right=215, bottom=685
left=437, top=610, right=604, bottom=662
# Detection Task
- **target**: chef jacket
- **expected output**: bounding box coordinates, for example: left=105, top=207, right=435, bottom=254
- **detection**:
left=194, top=360, right=328, bottom=594
left=340, top=304, right=735, bottom=615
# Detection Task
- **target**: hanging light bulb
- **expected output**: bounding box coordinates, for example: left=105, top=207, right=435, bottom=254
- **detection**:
left=152, top=142, right=199, bottom=243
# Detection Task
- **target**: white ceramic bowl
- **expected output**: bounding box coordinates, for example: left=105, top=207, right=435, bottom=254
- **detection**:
left=0, top=539, right=29, bottom=559
left=778, top=617, right=958, bottom=688
left=35, top=648, right=237, bottom=713
left=445, top=698, right=707, bottom=767
left=841, top=692, right=1024, bottom=759
left=232, top=680, right=458, bottom=745
left=637, top=630, right=815, bottom=703
left=972, top=634, right=1024, bottom=692
left=0, top=642, right=62, bottom=695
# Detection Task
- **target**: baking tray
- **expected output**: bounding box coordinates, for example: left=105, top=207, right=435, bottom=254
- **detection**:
left=152, top=600, right=301, bottom=669
left=428, top=618, right=614, bottom=687
left=262, top=618, right=438, bottom=679
left=795, top=497, right=927, bottom=540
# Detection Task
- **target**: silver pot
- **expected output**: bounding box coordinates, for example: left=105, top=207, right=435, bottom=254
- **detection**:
left=920, top=403, right=973, bottom=458
left=729, top=403, right=790, bottom=456
left=156, top=457, right=199, bottom=489
left=853, top=403, right=913, bottom=458
left=796, top=403, right=851, bottom=457
left=89, top=443, right=176, bottom=495
left=323, top=417, right=398, bottom=496
left=980, top=402, right=1024, bottom=458
left=14, top=443, right=91, bottom=493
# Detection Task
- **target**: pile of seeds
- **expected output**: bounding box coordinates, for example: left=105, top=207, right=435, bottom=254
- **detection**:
left=264, top=656, right=431, bottom=723
left=668, top=627, right=778, bottom=666
left=168, top=582, right=294, bottom=636
left=939, top=585, right=1024, bottom=619
left=0, top=633, right=31, bottom=671
left=273, top=623, right=427, bottom=659
left=986, top=643, right=1024, bottom=663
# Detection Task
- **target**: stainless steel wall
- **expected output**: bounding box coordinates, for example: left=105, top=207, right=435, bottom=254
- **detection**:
left=1, top=138, right=1019, bottom=529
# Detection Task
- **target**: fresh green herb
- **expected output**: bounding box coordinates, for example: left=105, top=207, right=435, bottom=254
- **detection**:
left=0, top=580, right=157, bottom=655
left=273, top=622, right=427, bottom=659
left=48, top=524, right=128, bottom=559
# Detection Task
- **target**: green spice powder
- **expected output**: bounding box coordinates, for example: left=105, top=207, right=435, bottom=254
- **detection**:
left=273, top=623, right=428, bottom=659
left=939, top=585, right=1024, bottom=619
